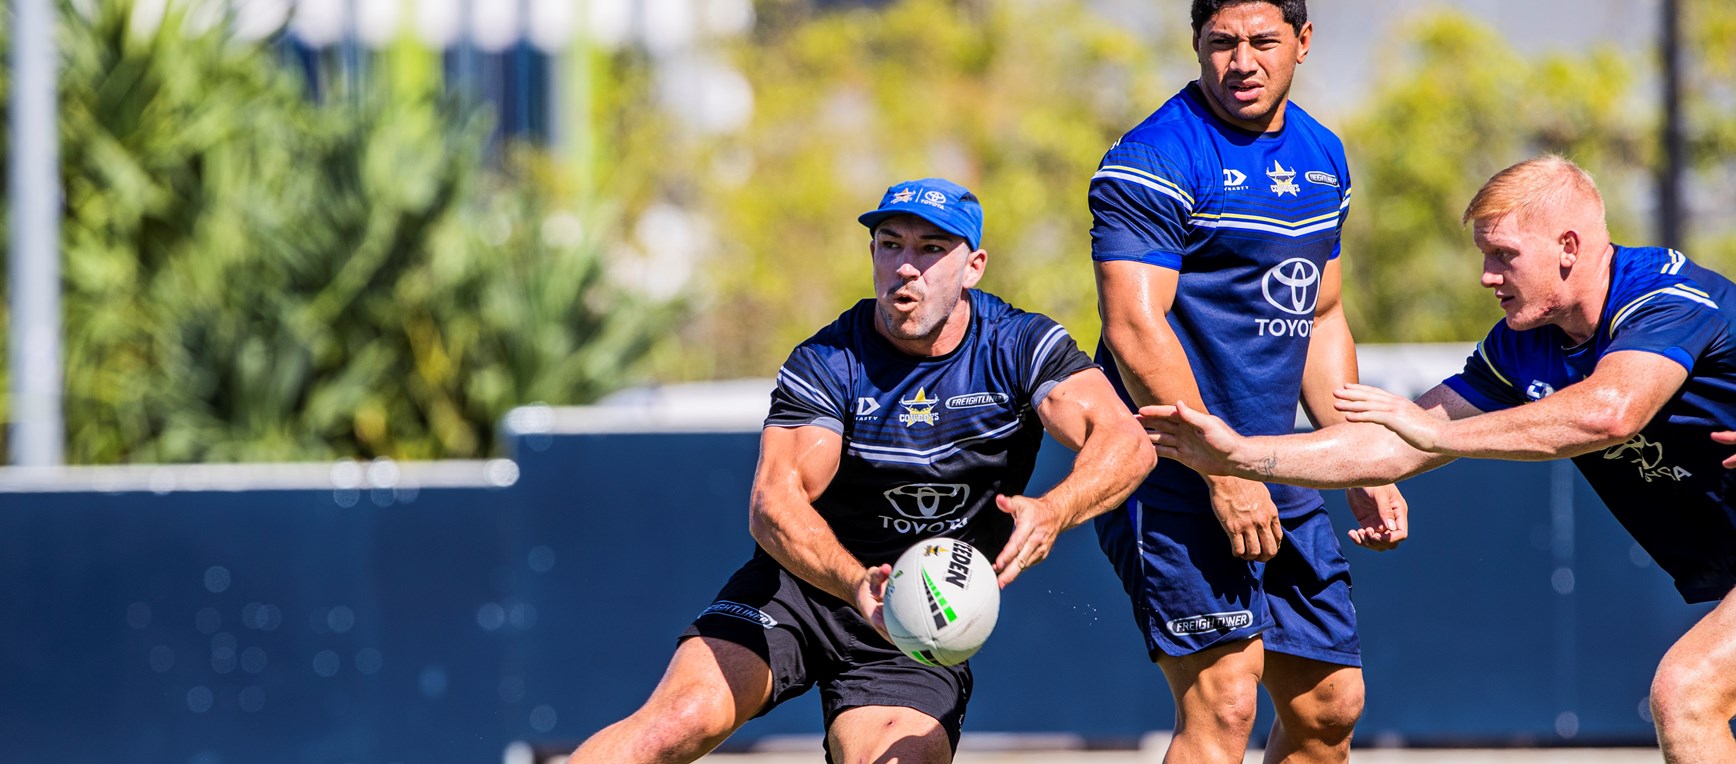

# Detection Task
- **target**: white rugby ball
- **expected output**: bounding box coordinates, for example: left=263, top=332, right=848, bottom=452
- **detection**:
left=882, top=537, right=1000, bottom=667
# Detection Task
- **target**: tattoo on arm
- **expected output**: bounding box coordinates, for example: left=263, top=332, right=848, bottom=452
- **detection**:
left=1258, top=454, right=1277, bottom=480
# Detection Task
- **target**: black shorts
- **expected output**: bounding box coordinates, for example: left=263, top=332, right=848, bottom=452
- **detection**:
left=681, top=553, right=972, bottom=755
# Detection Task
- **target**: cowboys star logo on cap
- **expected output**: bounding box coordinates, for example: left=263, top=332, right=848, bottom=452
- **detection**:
left=891, top=187, right=916, bottom=203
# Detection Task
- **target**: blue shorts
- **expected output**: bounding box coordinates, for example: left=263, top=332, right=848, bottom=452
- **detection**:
left=1094, top=499, right=1361, bottom=667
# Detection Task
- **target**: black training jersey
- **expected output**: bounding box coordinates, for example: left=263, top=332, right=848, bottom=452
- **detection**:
left=1446, top=245, right=1736, bottom=602
left=764, top=290, right=1095, bottom=565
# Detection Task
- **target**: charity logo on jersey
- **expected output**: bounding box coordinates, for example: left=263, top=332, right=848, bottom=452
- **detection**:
left=1525, top=380, right=1555, bottom=401
left=1602, top=434, right=1692, bottom=483
left=1223, top=168, right=1248, bottom=191
left=1266, top=160, right=1299, bottom=197
left=891, top=187, right=916, bottom=203
left=899, top=387, right=939, bottom=426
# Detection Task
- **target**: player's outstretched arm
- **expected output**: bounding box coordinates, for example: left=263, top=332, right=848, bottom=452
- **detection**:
left=1142, top=382, right=1478, bottom=487
left=1715, top=431, right=1736, bottom=469
left=1097, top=259, right=1283, bottom=562
left=992, top=368, right=1156, bottom=588
left=747, top=425, right=891, bottom=638
left=1338, top=351, right=1686, bottom=460
left=1296, top=258, right=1406, bottom=551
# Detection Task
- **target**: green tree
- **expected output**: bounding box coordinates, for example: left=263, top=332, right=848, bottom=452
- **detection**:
left=0, top=0, right=674, bottom=462
left=1337, top=11, right=1648, bottom=343
left=612, top=0, right=1186, bottom=380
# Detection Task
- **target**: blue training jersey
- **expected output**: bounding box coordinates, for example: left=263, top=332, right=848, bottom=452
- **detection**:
left=1445, top=245, right=1736, bottom=603
left=1090, top=82, right=1351, bottom=517
left=764, top=290, right=1095, bottom=565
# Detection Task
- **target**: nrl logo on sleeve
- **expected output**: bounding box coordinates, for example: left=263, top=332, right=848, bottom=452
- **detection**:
left=1305, top=170, right=1339, bottom=187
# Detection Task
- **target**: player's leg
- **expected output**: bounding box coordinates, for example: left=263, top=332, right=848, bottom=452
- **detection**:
left=1651, top=585, right=1736, bottom=763
left=827, top=706, right=952, bottom=763
left=1095, top=499, right=1271, bottom=764
left=567, top=636, right=772, bottom=763
left=1261, top=654, right=1363, bottom=763
left=1157, top=638, right=1266, bottom=763
left=819, top=598, right=972, bottom=764
left=1258, top=505, right=1364, bottom=764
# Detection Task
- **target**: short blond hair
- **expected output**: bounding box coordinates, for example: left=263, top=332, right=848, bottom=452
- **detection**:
left=1462, top=154, right=1605, bottom=229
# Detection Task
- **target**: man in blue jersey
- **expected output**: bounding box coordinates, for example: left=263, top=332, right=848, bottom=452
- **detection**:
left=1090, top=0, right=1409, bottom=760
left=569, top=179, right=1154, bottom=763
left=1145, top=155, right=1736, bottom=763
left=1089, top=1, right=1410, bottom=761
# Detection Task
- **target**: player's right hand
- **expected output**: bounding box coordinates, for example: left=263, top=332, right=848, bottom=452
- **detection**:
left=1138, top=401, right=1246, bottom=476
left=1713, top=431, right=1736, bottom=469
left=1205, top=475, right=1282, bottom=562
left=854, top=564, right=893, bottom=642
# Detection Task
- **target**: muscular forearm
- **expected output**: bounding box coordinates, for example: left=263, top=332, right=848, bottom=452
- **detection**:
left=1231, top=422, right=1450, bottom=488
left=1040, top=421, right=1155, bottom=529
left=1299, top=311, right=1357, bottom=428
left=748, top=496, right=865, bottom=604
left=1106, top=315, right=1255, bottom=495
left=1430, top=410, right=1629, bottom=460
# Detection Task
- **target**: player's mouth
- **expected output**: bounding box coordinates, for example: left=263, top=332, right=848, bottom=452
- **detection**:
left=1227, top=81, right=1263, bottom=103
left=887, top=290, right=921, bottom=310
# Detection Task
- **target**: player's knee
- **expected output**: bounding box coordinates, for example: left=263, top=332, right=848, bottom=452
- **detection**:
left=1190, top=673, right=1261, bottom=734
left=633, top=689, right=742, bottom=758
left=1296, top=676, right=1365, bottom=735
left=1651, top=655, right=1735, bottom=730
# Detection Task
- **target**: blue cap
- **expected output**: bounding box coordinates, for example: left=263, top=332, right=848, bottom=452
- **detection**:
left=857, top=178, right=984, bottom=251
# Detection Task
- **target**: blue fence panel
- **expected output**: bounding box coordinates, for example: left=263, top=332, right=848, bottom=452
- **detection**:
left=0, top=431, right=1708, bottom=763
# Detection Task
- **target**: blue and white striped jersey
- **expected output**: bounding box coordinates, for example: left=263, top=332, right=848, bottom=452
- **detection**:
left=1446, top=245, right=1736, bottom=603
left=765, top=290, right=1095, bottom=564
left=1090, top=83, right=1351, bottom=517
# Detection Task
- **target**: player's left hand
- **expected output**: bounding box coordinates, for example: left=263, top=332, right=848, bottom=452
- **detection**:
left=1345, top=483, right=1407, bottom=551
left=1714, top=431, right=1736, bottom=469
left=994, top=493, right=1062, bottom=589
left=1335, top=384, right=1445, bottom=452
left=853, top=563, right=893, bottom=642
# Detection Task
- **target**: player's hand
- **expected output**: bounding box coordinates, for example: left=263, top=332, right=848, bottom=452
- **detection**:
left=1334, top=384, right=1444, bottom=452
left=853, top=563, right=893, bottom=642
left=1138, top=401, right=1246, bottom=476
left=1345, top=483, right=1407, bottom=551
left=994, top=493, right=1062, bottom=588
left=1206, top=475, right=1282, bottom=562
left=1714, top=431, right=1736, bottom=469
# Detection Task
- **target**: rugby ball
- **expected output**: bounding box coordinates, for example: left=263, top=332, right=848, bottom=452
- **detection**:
left=882, top=537, right=1000, bottom=666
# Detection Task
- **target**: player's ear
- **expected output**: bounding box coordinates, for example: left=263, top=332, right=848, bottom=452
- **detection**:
left=1295, top=21, right=1312, bottom=63
left=1558, top=228, right=1581, bottom=268
left=962, top=248, right=987, bottom=289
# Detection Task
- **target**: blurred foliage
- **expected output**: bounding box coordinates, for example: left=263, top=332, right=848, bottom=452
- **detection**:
left=0, top=0, right=674, bottom=463
left=5, top=0, right=1736, bottom=462
left=616, top=0, right=1187, bottom=379
left=1336, top=11, right=1649, bottom=342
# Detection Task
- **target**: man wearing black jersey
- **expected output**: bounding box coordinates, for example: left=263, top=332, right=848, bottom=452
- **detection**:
left=568, top=179, right=1153, bottom=763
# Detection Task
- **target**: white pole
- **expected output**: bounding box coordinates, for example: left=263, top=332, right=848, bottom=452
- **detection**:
left=8, top=0, right=65, bottom=465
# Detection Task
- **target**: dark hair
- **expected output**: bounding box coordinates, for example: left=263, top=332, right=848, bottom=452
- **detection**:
left=1190, top=0, right=1307, bottom=37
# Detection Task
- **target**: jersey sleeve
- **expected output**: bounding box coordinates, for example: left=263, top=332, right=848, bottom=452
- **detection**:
left=765, top=344, right=848, bottom=433
left=1017, top=315, right=1096, bottom=409
left=1330, top=171, right=1351, bottom=261
left=1442, top=324, right=1528, bottom=412
left=1089, top=140, right=1194, bottom=270
left=1604, top=281, right=1726, bottom=372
